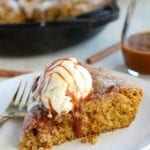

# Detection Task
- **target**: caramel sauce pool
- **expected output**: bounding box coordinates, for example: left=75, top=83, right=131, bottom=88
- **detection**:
left=122, top=32, right=150, bottom=74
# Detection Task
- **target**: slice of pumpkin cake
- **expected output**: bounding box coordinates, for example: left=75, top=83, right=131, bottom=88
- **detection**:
left=19, top=58, right=143, bottom=150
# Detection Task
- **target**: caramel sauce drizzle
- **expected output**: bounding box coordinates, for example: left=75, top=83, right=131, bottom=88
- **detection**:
left=47, top=97, right=57, bottom=118
left=46, top=58, right=79, bottom=105
left=60, top=65, right=78, bottom=104
left=32, top=58, right=92, bottom=137
left=73, top=106, right=82, bottom=138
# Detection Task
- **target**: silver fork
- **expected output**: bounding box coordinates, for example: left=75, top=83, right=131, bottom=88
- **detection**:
left=0, top=76, right=34, bottom=127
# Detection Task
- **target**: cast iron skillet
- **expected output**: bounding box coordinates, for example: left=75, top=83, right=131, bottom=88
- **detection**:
left=0, top=1, right=119, bottom=56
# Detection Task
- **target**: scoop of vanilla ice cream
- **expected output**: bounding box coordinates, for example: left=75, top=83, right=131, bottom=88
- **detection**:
left=32, top=58, right=93, bottom=117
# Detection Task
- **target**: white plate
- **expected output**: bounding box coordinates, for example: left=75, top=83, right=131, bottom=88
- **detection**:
left=0, top=73, right=150, bottom=150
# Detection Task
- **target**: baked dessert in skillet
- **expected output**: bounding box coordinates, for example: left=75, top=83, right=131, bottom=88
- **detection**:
left=0, top=0, right=111, bottom=23
left=19, top=58, right=143, bottom=149
left=0, top=0, right=25, bottom=24
left=39, top=0, right=111, bottom=21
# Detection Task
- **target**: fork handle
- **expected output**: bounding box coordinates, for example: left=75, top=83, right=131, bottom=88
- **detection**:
left=0, top=112, right=26, bottom=127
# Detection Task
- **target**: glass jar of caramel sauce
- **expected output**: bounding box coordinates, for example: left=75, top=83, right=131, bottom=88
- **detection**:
left=122, top=32, right=150, bottom=74
left=122, top=0, right=150, bottom=75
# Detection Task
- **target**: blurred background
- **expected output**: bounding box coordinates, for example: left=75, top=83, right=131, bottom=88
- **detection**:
left=0, top=0, right=149, bottom=81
